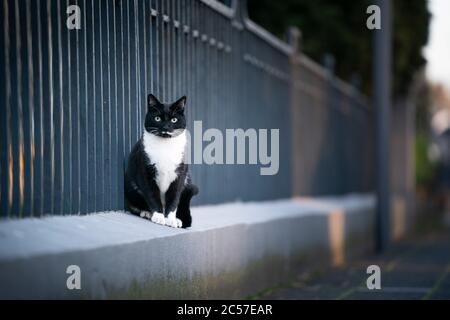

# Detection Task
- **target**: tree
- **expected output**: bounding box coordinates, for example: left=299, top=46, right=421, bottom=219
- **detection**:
left=248, top=0, right=430, bottom=98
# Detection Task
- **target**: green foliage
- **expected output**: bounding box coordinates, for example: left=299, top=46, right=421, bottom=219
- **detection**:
left=248, top=0, right=430, bottom=97
left=415, top=133, right=436, bottom=186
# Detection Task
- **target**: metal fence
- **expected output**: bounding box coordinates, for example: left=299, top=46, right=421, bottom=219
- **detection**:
left=291, top=53, right=374, bottom=196
left=0, top=0, right=373, bottom=218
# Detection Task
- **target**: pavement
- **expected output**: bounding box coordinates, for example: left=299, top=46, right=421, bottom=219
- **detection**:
left=251, top=226, right=450, bottom=300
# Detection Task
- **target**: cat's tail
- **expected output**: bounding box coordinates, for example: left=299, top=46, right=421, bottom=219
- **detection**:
left=176, top=184, right=199, bottom=228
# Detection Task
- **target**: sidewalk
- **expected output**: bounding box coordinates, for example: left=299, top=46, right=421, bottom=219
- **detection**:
left=252, top=229, right=450, bottom=300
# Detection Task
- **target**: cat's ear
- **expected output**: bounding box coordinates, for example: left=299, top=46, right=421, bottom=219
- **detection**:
left=147, top=94, right=161, bottom=111
left=171, top=96, right=187, bottom=113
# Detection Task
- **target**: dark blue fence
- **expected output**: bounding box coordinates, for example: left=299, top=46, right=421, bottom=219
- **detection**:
left=0, top=0, right=372, bottom=218
left=291, top=53, right=374, bottom=196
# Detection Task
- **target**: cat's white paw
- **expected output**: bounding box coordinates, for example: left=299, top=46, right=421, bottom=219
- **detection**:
left=151, top=212, right=165, bottom=225
left=140, top=211, right=151, bottom=219
left=165, top=211, right=182, bottom=228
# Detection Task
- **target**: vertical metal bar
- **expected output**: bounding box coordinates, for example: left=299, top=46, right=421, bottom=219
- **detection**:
left=16, top=0, right=25, bottom=216
left=59, top=0, right=65, bottom=214
left=228, top=4, right=236, bottom=202
left=165, top=0, right=169, bottom=101
left=171, top=0, right=176, bottom=101
left=38, top=0, right=51, bottom=215
left=198, top=0, right=206, bottom=201
left=19, top=0, right=33, bottom=217
left=162, top=0, right=165, bottom=100
left=93, top=0, right=100, bottom=212
left=170, top=0, right=175, bottom=100
left=105, top=0, right=112, bottom=210
left=34, top=0, right=45, bottom=216
left=48, top=0, right=55, bottom=215
left=86, top=0, right=98, bottom=212
left=159, top=0, right=165, bottom=100
left=142, top=0, right=148, bottom=128
left=214, top=10, right=220, bottom=202
left=155, top=0, right=160, bottom=97
left=96, top=0, right=105, bottom=212
left=100, top=0, right=109, bottom=211
left=323, top=54, right=335, bottom=194
left=87, top=0, right=97, bottom=214
left=127, top=0, right=134, bottom=155
left=132, top=0, right=139, bottom=142
left=149, top=0, right=155, bottom=96
left=8, top=0, right=25, bottom=217
left=106, top=1, right=117, bottom=210
left=225, top=4, right=231, bottom=201
left=138, top=0, right=145, bottom=134
left=0, top=0, right=12, bottom=217
left=61, top=0, right=72, bottom=215
left=181, top=0, right=186, bottom=108
left=116, top=0, right=125, bottom=210
left=173, top=0, right=177, bottom=100
left=0, top=0, right=5, bottom=216
left=70, top=0, right=79, bottom=215
left=166, top=0, right=171, bottom=101
left=173, top=0, right=178, bottom=100
left=168, top=0, right=172, bottom=101
left=176, top=0, right=181, bottom=99
left=110, top=0, right=118, bottom=210
left=374, top=0, right=392, bottom=252
left=124, top=0, right=131, bottom=154
left=51, top=0, right=63, bottom=215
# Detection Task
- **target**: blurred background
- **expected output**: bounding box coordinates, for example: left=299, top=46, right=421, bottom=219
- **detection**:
left=248, top=0, right=450, bottom=231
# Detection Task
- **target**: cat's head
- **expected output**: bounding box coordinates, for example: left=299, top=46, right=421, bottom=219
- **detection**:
left=145, top=94, right=187, bottom=138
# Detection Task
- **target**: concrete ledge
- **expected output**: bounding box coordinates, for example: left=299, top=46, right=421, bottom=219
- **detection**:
left=0, top=194, right=375, bottom=299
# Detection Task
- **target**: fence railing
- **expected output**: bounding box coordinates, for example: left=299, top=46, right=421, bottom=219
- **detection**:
left=0, top=0, right=373, bottom=218
left=291, top=52, right=374, bottom=196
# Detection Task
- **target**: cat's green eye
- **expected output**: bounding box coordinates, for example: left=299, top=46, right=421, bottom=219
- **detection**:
left=171, top=118, right=178, bottom=123
left=154, top=116, right=161, bottom=122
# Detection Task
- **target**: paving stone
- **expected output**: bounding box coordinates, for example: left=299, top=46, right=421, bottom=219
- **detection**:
left=255, top=231, right=450, bottom=300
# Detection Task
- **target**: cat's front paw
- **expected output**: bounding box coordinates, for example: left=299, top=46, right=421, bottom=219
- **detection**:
left=151, top=212, right=166, bottom=225
left=165, top=211, right=182, bottom=228
left=140, top=211, right=152, bottom=219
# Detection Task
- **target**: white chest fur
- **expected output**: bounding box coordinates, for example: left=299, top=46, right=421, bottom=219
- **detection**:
left=142, top=131, right=186, bottom=196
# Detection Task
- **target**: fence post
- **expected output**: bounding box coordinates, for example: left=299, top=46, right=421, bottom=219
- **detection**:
left=323, top=54, right=338, bottom=193
left=233, top=0, right=248, bottom=22
left=323, top=53, right=335, bottom=75
left=374, top=0, right=392, bottom=252
left=350, top=73, right=361, bottom=191
left=287, top=26, right=301, bottom=54
left=288, top=26, right=302, bottom=196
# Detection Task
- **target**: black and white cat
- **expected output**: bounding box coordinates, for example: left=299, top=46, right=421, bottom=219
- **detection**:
left=124, top=94, right=198, bottom=228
